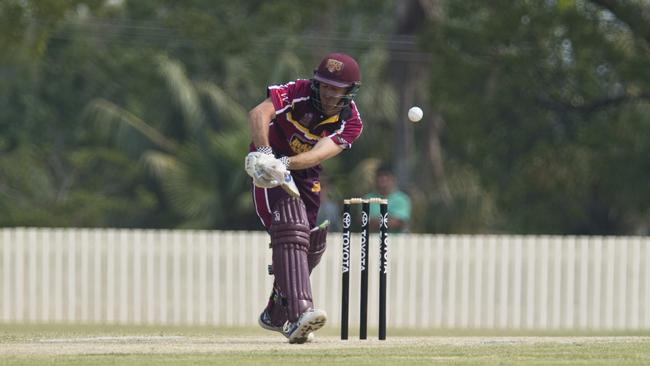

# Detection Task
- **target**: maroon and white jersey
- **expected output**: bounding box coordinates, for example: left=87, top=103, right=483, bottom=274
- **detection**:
left=267, top=79, right=362, bottom=158
left=251, top=79, right=363, bottom=229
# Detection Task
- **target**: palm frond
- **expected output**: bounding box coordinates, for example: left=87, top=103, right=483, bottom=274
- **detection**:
left=84, top=98, right=179, bottom=153
left=268, top=48, right=307, bottom=84
left=157, top=55, right=206, bottom=132
left=358, top=48, right=398, bottom=122
left=141, top=150, right=182, bottom=178
left=142, top=149, right=219, bottom=225
left=222, top=56, right=258, bottom=99
left=210, top=129, right=250, bottom=164
left=0, top=146, right=55, bottom=205
left=196, top=81, right=249, bottom=127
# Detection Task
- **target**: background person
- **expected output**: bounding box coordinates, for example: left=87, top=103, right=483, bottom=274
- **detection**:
left=365, top=163, right=412, bottom=233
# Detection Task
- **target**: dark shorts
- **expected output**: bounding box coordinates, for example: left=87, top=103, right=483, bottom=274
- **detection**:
left=252, top=175, right=321, bottom=231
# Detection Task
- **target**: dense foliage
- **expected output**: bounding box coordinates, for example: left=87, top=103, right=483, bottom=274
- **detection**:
left=1, top=0, right=648, bottom=234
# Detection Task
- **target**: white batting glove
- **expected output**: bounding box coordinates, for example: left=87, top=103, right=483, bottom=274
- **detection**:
left=245, top=152, right=281, bottom=188
left=258, top=156, right=290, bottom=183
left=252, top=173, right=280, bottom=189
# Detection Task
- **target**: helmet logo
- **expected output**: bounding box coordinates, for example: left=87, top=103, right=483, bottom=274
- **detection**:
left=326, top=59, right=344, bottom=73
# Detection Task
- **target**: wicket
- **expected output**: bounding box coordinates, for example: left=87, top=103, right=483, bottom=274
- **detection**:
left=341, top=197, right=388, bottom=340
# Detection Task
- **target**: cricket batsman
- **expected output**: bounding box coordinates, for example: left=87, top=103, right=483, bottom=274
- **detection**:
left=244, top=52, right=363, bottom=343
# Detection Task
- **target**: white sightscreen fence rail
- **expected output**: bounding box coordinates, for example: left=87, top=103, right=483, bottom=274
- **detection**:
left=1, top=228, right=649, bottom=329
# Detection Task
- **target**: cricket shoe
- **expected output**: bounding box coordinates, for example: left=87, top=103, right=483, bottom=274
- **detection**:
left=258, top=309, right=315, bottom=342
left=258, top=308, right=283, bottom=333
left=282, top=308, right=327, bottom=344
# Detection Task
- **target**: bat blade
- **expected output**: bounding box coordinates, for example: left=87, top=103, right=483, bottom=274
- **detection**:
left=280, top=173, right=300, bottom=198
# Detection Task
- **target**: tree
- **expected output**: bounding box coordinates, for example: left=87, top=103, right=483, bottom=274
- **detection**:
left=2, top=0, right=649, bottom=234
left=418, top=0, right=650, bottom=234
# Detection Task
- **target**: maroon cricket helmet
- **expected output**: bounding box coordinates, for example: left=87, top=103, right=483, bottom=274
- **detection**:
left=310, top=52, right=361, bottom=114
left=313, top=52, right=361, bottom=88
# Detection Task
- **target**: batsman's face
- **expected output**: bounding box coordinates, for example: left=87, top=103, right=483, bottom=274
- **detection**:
left=319, top=83, right=348, bottom=116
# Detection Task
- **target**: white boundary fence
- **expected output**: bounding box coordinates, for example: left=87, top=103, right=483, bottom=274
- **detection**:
left=1, top=228, right=650, bottom=329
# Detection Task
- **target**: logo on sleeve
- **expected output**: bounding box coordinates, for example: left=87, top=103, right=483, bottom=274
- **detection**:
left=311, top=181, right=321, bottom=193
left=332, top=134, right=350, bottom=146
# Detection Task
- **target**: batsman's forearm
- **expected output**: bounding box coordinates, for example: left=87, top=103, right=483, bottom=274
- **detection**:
left=288, top=137, right=343, bottom=170
left=248, top=99, right=275, bottom=148
left=249, top=113, right=270, bottom=147
left=287, top=151, right=322, bottom=170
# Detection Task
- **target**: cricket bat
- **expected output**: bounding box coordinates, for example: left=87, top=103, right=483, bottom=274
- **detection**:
left=280, top=172, right=300, bottom=198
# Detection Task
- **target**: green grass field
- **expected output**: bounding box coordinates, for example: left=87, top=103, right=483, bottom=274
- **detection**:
left=2, top=324, right=650, bottom=366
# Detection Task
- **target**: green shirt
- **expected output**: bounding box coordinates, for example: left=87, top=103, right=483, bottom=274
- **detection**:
left=364, top=190, right=411, bottom=232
